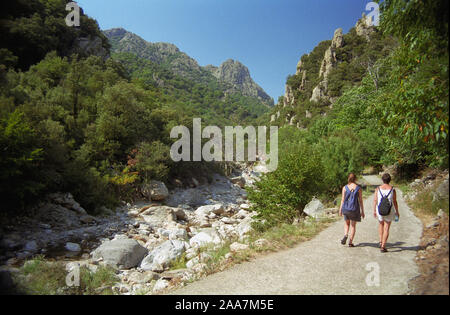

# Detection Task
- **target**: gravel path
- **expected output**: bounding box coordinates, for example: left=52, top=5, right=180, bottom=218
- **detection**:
left=172, top=176, right=423, bottom=295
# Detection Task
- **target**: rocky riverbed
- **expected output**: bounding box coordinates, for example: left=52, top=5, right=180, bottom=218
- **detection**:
left=0, top=162, right=285, bottom=294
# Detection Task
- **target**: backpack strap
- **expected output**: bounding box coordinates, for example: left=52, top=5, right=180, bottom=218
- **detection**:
left=385, top=187, right=394, bottom=198
left=344, top=185, right=351, bottom=202
left=378, top=186, right=385, bottom=198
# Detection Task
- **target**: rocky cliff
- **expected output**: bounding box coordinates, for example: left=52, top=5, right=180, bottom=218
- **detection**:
left=206, top=59, right=274, bottom=106
left=270, top=17, right=389, bottom=128
left=104, top=28, right=273, bottom=106
left=104, top=28, right=207, bottom=82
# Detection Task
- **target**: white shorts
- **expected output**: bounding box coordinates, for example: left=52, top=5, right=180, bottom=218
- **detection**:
left=377, top=208, right=396, bottom=222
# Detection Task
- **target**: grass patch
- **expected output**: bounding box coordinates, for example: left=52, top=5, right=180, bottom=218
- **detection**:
left=396, top=176, right=449, bottom=223
left=79, top=266, right=118, bottom=295
left=13, top=257, right=118, bottom=295
left=409, top=188, right=449, bottom=217
left=251, top=217, right=335, bottom=250
left=16, top=256, right=67, bottom=295
left=169, top=253, right=188, bottom=270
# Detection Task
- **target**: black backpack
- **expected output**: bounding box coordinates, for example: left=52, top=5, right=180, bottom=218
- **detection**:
left=378, top=187, right=393, bottom=216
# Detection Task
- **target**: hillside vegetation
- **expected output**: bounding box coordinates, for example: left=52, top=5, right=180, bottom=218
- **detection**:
left=0, top=0, right=271, bottom=215
left=249, top=0, right=449, bottom=227
left=0, top=0, right=447, bottom=227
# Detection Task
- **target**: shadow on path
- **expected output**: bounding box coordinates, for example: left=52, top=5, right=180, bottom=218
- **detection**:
left=356, top=241, right=422, bottom=252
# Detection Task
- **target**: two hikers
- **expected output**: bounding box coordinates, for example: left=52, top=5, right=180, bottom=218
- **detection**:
left=339, top=172, right=399, bottom=253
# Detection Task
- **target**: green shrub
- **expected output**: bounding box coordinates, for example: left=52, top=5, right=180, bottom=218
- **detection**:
left=248, top=128, right=326, bottom=227
left=0, top=110, right=44, bottom=211
left=79, top=266, right=118, bottom=295
left=16, top=257, right=118, bottom=295
left=134, top=141, right=172, bottom=183
left=317, top=128, right=366, bottom=192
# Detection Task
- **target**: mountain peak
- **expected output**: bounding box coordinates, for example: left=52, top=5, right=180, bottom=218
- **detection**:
left=103, top=27, right=127, bottom=38
left=215, top=59, right=250, bottom=84
left=104, top=28, right=273, bottom=106
left=208, top=59, right=273, bottom=105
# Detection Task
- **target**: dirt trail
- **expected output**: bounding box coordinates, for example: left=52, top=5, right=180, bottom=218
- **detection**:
left=172, top=176, right=423, bottom=295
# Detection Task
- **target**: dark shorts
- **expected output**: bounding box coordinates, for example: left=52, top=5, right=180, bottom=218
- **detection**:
left=344, top=210, right=361, bottom=222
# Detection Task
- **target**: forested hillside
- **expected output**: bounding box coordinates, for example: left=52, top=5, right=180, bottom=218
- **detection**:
left=0, top=0, right=270, bottom=214
left=104, top=28, right=274, bottom=107
left=249, top=0, right=449, bottom=227
left=0, top=0, right=448, bottom=226
left=107, top=52, right=270, bottom=126
left=0, top=0, right=110, bottom=70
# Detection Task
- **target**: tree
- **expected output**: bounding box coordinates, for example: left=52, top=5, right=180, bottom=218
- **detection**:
left=0, top=110, right=44, bottom=210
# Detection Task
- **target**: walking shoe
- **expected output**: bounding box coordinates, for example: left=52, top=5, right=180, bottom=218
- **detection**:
left=341, top=235, right=348, bottom=245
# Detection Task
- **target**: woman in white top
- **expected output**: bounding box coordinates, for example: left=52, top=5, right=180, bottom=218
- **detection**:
left=373, top=173, right=400, bottom=253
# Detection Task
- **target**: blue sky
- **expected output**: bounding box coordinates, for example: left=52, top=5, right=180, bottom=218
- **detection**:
left=77, top=0, right=373, bottom=101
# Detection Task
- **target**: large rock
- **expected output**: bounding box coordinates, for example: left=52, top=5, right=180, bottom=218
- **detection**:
left=141, top=206, right=177, bottom=227
left=160, top=268, right=190, bottom=280
left=230, top=242, right=249, bottom=252
left=230, top=176, right=245, bottom=188
left=127, top=270, right=160, bottom=284
left=356, top=15, right=376, bottom=40
left=310, top=81, right=327, bottom=103
left=141, top=181, right=169, bottom=201
left=65, top=242, right=81, bottom=253
left=235, top=209, right=249, bottom=219
left=157, top=228, right=188, bottom=240
left=194, top=204, right=225, bottom=216
left=91, top=239, right=148, bottom=269
left=48, top=192, right=87, bottom=215
left=140, top=240, right=186, bottom=271
left=436, top=178, right=449, bottom=200
left=284, top=84, right=295, bottom=107
left=236, top=216, right=254, bottom=239
left=217, top=224, right=238, bottom=240
left=174, top=208, right=187, bottom=221
left=189, top=228, right=223, bottom=248
left=303, top=198, right=326, bottom=219
left=153, top=279, right=170, bottom=293
left=209, top=59, right=273, bottom=106
left=33, top=203, right=82, bottom=229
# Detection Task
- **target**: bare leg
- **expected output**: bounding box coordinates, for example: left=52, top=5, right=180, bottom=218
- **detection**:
left=344, top=220, right=350, bottom=237
left=349, top=221, right=357, bottom=245
left=381, top=221, right=392, bottom=249
left=341, top=220, right=350, bottom=245
left=378, top=221, right=384, bottom=245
